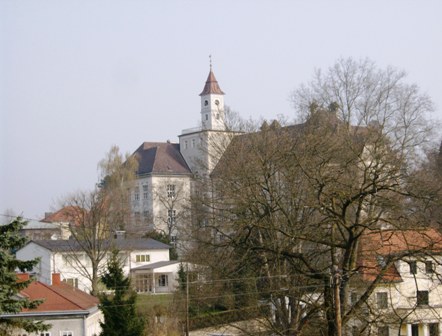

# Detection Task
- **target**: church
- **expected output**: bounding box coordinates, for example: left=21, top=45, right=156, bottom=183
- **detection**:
left=127, top=67, right=237, bottom=242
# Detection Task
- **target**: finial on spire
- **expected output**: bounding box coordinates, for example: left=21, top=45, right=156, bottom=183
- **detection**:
left=209, top=54, right=212, bottom=70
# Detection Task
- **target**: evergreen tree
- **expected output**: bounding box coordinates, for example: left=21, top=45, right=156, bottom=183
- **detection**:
left=0, top=217, right=49, bottom=335
left=99, top=250, right=144, bottom=336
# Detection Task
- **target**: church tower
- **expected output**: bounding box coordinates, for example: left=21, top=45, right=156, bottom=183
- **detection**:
left=179, top=65, right=232, bottom=176
left=199, top=66, right=225, bottom=130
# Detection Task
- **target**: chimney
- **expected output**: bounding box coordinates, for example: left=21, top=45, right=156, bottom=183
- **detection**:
left=114, top=230, right=126, bottom=240
left=52, top=273, right=61, bottom=286
left=17, top=273, right=30, bottom=282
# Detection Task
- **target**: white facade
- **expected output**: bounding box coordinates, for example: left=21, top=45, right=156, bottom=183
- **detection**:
left=11, top=308, right=103, bottom=336
left=16, top=241, right=173, bottom=293
left=131, top=174, right=192, bottom=239
left=348, top=251, right=442, bottom=336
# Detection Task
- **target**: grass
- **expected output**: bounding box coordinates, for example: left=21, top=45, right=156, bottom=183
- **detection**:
left=136, top=293, right=174, bottom=315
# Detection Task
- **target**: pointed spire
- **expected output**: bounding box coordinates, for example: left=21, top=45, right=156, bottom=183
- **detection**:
left=199, top=58, right=225, bottom=96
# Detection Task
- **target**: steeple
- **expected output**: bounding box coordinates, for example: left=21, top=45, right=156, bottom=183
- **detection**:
left=198, top=58, right=226, bottom=131
left=199, top=68, right=225, bottom=96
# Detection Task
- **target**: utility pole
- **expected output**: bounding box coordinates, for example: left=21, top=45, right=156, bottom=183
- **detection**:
left=185, top=263, right=190, bottom=336
left=334, top=269, right=342, bottom=336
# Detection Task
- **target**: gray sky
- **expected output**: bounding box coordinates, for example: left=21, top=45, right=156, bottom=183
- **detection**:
left=1, top=0, right=442, bottom=219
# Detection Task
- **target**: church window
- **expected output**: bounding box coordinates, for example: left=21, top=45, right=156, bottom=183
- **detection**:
left=216, top=113, right=219, bottom=119
left=167, top=184, right=176, bottom=198
left=143, top=185, right=148, bottom=199
left=214, top=99, right=219, bottom=105
left=134, top=186, right=140, bottom=201
left=205, top=114, right=208, bottom=121
left=167, top=209, right=176, bottom=226
left=204, top=100, right=208, bottom=106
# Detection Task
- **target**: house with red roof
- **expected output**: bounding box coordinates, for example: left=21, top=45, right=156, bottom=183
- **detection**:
left=348, top=228, right=442, bottom=336
left=1, top=273, right=102, bottom=336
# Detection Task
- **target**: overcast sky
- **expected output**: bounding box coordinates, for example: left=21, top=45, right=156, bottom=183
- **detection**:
left=1, top=0, right=442, bottom=220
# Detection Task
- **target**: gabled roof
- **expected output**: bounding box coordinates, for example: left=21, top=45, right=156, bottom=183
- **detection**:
left=27, top=238, right=170, bottom=253
left=42, top=206, right=82, bottom=224
left=134, top=142, right=192, bottom=176
left=20, top=279, right=98, bottom=313
left=199, top=69, right=225, bottom=96
left=358, top=228, right=442, bottom=283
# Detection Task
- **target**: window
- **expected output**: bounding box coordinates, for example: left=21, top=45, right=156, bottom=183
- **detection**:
left=350, top=291, right=358, bottom=305
left=430, top=323, right=439, bottom=336
left=192, top=139, right=195, bottom=148
left=64, top=278, right=78, bottom=289
left=425, top=261, right=434, bottom=273
left=134, top=186, right=140, bottom=201
left=412, top=325, right=419, bottom=336
left=378, top=326, right=389, bottom=336
left=168, top=209, right=176, bottom=226
left=40, top=333, right=51, bottom=336
left=216, top=113, right=219, bottom=119
left=376, top=292, right=388, bottom=309
left=205, top=114, right=208, bottom=121
left=143, top=210, right=149, bottom=219
left=409, top=261, right=417, bottom=274
left=134, top=211, right=140, bottom=221
left=417, top=290, right=429, bottom=305
left=62, top=332, right=73, bottom=336
left=204, top=100, right=208, bottom=106
left=158, top=274, right=168, bottom=287
left=184, top=140, right=188, bottom=149
left=143, top=185, right=148, bottom=199
left=167, top=184, right=176, bottom=198
left=136, top=254, right=150, bottom=262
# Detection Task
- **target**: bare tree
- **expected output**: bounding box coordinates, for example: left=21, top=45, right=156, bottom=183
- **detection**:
left=187, top=59, right=436, bottom=336
left=98, top=144, right=139, bottom=232
left=59, top=146, right=139, bottom=295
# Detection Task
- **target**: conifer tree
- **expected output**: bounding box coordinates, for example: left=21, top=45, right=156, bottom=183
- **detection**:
left=0, top=217, right=48, bottom=335
left=99, top=250, right=144, bottom=336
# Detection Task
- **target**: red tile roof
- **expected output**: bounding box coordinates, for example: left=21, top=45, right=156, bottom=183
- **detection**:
left=358, top=228, right=442, bottom=282
left=199, top=69, right=225, bottom=96
left=42, top=206, right=82, bottom=224
left=20, top=278, right=98, bottom=312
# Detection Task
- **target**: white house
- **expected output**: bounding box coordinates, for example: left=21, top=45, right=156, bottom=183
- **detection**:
left=16, top=238, right=179, bottom=294
left=351, top=228, right=442, bottom=336
left=2, top=273, right=102, bottom=336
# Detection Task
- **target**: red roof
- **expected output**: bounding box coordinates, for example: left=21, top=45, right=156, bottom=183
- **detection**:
left=199, top=69, right=225, bottom=96
left=358, top=228, right=442, bottom=282
left=42, top=206, right=82, bottom=224
left=20, top=276, right=98, bottom=312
